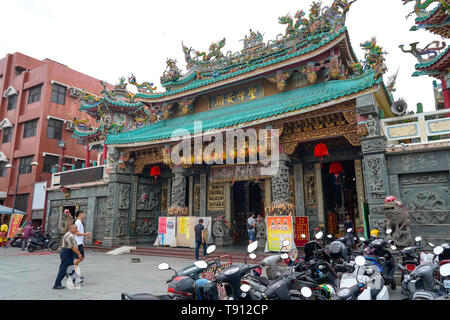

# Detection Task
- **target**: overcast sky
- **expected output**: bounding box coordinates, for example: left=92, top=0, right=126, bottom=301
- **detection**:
left=0, top=0, right=444, bottom=112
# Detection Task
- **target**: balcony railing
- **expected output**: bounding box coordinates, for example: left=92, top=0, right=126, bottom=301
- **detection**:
left=380, top=109, right=450, bottom=145
left=51, top=165, right=108, bottom=187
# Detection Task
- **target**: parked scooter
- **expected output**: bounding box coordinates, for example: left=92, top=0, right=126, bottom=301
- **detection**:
left=261, top=239, right=292, bottom=280
left=364, top=229, right=397, bottom=289
left=336, top=255, right=390, bottom=300
left=27, top=227, right=52, bottom=252
left=401, top=245, right=450, bottom=300
left=121, top=245, right=218, bottom=300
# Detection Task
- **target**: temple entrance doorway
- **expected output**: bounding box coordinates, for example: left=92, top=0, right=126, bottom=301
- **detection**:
left=231, top=181, right=264, bottom=244
left=322, top=160, right=358, bottom=237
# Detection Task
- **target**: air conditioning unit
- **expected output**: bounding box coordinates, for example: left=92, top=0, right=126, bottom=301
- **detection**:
left=66, top=120, right=75, bottom=131
left=69, top=87, right=82, bottom=98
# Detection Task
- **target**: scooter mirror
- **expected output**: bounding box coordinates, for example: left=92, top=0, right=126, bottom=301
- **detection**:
left=429, top=242, right=435, bottom=247
left=391, top=245, right=397, bottom=251
left=386, top=229, right=392, bottom=235
left=440, top=263, right=450, bottom=277
left=415, top=236, right=422, bottom=242
left=315, top=231, right=323, bottom=240
left=158, top=263, right=170, bottom=271
left=301, top=287, right=312, bottom=298
left=194, top=260, right=208, bottom=269
left=248, top=241, right=258, bottom=253
left=249, top=253, right=257, bottom=260
left=280, top=253, right=289, bottom=260
left=327, top=234, right=333, bottom=239
left=206, top=245, right=216, bottom=255
left=434, top=246, right=444, bottom=256
left=347, top=228, right=353, bottom=233
left=282, top=239, right=290, bottom=247
left=355, top=256, right=366, bottom=267
left=240, top=284, right=251, bottom=293
left=359, top=237, right=366, bottom=242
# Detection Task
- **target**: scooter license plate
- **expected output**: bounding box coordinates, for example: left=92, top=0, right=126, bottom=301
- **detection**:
left=444, top=280, right=450, bottom=289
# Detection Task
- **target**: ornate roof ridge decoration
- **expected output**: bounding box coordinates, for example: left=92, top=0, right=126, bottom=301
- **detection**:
left=400, top=0, right=449, bottom=78
left=136, top=27, right=351, bottom=101
left=153, top=0, right=357, bottom=92
left=75, top=77, right=152, bottom=142
left=106, top=70, right=383, bottom=146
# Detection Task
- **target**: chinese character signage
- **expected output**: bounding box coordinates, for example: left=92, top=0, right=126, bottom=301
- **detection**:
left=266, top=216, right=294, bottom=252
left=210, top=85, right=262, bottom=109
left=7, top=214, right=24, bottom=238
left=294, top=217, right=309, bottom=247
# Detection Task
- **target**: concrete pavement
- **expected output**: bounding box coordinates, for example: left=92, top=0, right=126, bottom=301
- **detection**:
left=0, top=246, right=404, bottom=300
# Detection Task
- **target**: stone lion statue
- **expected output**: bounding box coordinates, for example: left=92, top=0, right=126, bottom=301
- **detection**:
left=383, top=196, right=412, bottom=247
left=213, top=215, right=230, bottom=238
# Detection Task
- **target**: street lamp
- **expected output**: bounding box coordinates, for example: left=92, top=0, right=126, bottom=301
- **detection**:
left=5, top=161, right=39, bottom=218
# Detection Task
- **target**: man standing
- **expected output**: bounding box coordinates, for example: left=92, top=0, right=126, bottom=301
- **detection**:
left=247, top=212, right=256, bottom=244
left=21, top=222, right=33, bottom=251
left=73, top=211, right=91, bottom=277
left=53, top=224, right=82, bottom=289
left=194, top=219, right=207, bottom=261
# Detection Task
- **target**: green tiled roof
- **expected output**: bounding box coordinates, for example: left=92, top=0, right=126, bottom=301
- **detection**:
left=412, top=70, right=440, bottom=77
left=107, top=71, right=381, bottom=146
left=415, top=45, right=450, bottom=69
left=136, top=28, right=348, bottom=100
left=415, top=4, right=442, bottom=23
left=72, top=124, right=104, bottom=139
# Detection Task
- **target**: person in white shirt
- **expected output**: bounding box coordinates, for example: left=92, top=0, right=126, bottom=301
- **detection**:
left=74, top=211, right=91, bottom=278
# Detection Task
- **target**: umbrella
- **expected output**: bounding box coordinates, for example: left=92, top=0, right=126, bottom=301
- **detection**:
left=0, top=205, right=25, bottom=215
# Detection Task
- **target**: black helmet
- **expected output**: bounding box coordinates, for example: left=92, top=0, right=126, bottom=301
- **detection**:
left=329, top=240, right=347, bottom=261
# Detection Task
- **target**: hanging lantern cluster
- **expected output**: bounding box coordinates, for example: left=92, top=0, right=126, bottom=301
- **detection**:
left=314, top=143, right=329, bottom=167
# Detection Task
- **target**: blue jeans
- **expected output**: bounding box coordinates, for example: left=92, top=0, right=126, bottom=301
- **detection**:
left=195, top=241, right=207, bottom=261
left=248, top=229, right=256, bottom=242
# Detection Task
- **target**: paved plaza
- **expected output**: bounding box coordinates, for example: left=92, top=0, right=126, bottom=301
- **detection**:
left=0, top=247, right=403, bottom=300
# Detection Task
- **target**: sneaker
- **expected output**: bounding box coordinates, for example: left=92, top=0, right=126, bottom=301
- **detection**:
left=53, top=285, right=65, bottom=289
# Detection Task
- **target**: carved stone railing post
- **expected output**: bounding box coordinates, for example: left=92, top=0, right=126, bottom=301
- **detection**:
left=357, top=94, right=390, bottom=232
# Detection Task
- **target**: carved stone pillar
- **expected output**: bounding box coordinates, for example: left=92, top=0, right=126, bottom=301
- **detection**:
left=271, top=153, right=291, bottom=204
left=200, top=174, right=207, bottom=216
left=293, top=161, right=306, bottom=216
left=357, top=93, right=390, bottom=231
left=170, top=166, right=187, bottom=207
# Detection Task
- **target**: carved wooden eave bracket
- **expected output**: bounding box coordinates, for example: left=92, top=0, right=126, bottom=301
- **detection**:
left=279, top=101, right=363, bottom=155
left=134, top=147, right=165, bottom=174
left=267, top=70, right=293, bottom=92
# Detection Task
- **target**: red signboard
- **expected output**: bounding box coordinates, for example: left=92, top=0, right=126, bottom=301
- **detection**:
left=294, top=217, right=309, bottom=247
left=7, top=214, right=24, bottom=239
left=328, top=212, right=338, bottom=235
left=158, top=217, right=167, bottom=234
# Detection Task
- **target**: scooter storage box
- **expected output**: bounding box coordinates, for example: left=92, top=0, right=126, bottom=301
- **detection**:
left=167, top=276, right=197, bottom=300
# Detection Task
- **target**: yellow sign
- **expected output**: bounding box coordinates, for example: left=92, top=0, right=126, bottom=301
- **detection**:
left=266, top=216, right=294, bottom=252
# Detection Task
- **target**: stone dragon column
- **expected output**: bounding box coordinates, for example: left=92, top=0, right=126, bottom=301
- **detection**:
left=170, top=166, right=187, bottom=209
left=270, top=153, right=292, bottom=208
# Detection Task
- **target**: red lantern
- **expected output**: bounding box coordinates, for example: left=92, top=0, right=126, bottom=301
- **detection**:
left=329, top=161, right=343, bottom=183
left=150, top=166, right=161, bottom=180
left=329, top=162, right=343, bottom=175
left=314, top=143, right=329, bottom=167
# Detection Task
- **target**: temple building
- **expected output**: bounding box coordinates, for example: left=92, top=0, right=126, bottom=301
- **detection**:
left=45, top=0, right=450, bottom=248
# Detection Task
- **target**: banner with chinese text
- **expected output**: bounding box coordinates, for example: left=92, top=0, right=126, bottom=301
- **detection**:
left=294, top=217, right=309, bottom=247
left=7, top=214, right=24, bottom=238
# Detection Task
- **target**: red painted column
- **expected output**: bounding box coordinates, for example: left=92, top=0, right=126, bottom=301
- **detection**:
left=441, top=77, right=450, bottom=109
left=85, top=144, right=90, bottom=168
left=103, top=143, right=108, bottom=165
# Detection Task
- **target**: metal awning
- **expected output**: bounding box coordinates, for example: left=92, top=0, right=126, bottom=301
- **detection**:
left=0, top=205, right=25, bottom=215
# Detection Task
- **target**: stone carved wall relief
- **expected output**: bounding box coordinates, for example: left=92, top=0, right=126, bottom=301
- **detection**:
left=118, top=184, right=131, bottom=209
left=137, top=185, right=160, bottom=211
left=366, top=157, right=386, bottom=199
left=135, top=218, right=158, bottom=236
left=304, top=174, right=317, bottom=208
left=271, top=165, right=290, bottom=203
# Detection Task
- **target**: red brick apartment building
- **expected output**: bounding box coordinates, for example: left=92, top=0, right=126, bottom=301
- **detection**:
left=0, top=52, right=104, bottom=226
